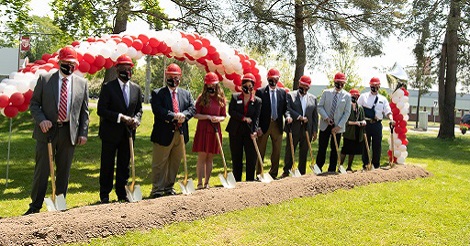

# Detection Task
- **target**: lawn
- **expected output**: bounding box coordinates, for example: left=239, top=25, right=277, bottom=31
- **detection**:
left=1, top=106, right=469, bottom=245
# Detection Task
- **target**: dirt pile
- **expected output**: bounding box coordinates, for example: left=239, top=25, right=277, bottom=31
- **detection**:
left=0, top=165, right=430, bottom=246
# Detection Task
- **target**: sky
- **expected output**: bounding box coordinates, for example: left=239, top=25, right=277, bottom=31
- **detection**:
left=29, top=0, right=416, bottom=88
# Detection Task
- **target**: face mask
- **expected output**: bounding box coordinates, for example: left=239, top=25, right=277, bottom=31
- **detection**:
left=242, top=85, right=252, bottom=94
left=60, top=63, right=75, bottom=76
left=351, top=97, right=357, bottom=103
left=118, top=70, right=131, bottom=81
left=370, top=86, right=378, bottom=93
left=268, top=79, right=277, bottom=87
left=167, top=78, right=180, bottom=87
left=298, top=87, right=307, bottom=95
left=334, top=82, right=342, bottom=90
left=207, top=87, right=216, bottom=94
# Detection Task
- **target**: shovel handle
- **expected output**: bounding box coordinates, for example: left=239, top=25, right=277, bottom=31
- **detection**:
left=178, top=128, right=189, bottom=185
left=389, top=126, right=395, bottom=168
left=128, top=136, right=136, bottom=192
left=212, top=123, right=228, bottom=178
left=47, top=140, right=56, bottom=203
left=332, top=132, right=341, bottom=169
left=288, top=131, right=297, bottom=173
left=363, top=133, right=372, bottom=170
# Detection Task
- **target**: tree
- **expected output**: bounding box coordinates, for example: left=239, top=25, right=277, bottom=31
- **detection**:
left=0, top=0, right=32, bottom=47
left=325, top=40, right=362, bottom=92
left=225, top=0, right=406, bottom=90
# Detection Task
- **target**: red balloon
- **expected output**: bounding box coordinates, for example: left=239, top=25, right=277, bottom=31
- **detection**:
left=47, top=58, right=58, bottom=67
left=23, top=90, right=33, bottom=103
left=400, top=120, right=407, bottom=128
left=17, top=101, right=29, bottom=112
left=88, top=65, right=98, bottom=74
left=395, top=114, right=403, bottom=121
left=150, top=47, right=159, bottom=55
left=103, top=58, right=114, bottom=69
left=392, top=108, right=400, bottom=115
left=9, top=92, right=25, bottom=107
left=196, top=58, right=207, bottom=66
left=387, top=150, right=392, bottom=158
left=390, top=102, right=396, bottom=109
left=402, top=138, right=409, bottom=145
left=71, top=40, right=80, bottom=47
left=138, top=34, right=149, bottom=45
left=132, top=39, right=143, bottom=51
left=4, top=105, right=18, bottom=118
left=207, top=46, right=217, bottom=55
left=157, top=42, right=168, bottom=53
left=193, top=40, right=203, bottom=50
left=148, top=37, right=161, bottom=48
left=121, top=36, right=133, bottom=47
left=0, top=94, right=9, bottom=108
left=78, top=61, right=91, bottom=73
left=35, top=60, right=46, bottom=65
left=93, top=55, right=106, bottom=68
left=184, top=53, right=195, bottom=61
left=87, top=37, right=96, bottom=43
left=402, top=88, right=409, bottom=96
left=83, top=53, right=95, bottom=64
left=141, top=44, right=152, bottom=54
left=394, top=126, right=402, bottom=134
left=41, top=53, right=52, bottom=62
left=201, top=38, right=210, bottom=47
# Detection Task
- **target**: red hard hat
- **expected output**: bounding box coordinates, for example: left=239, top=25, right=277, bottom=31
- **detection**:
left=204, top=72, right=219, bottom=85
left=267, top=68, right=280, bottom=78
left=242, top=73, right=256, bottom=83
left=334, top=72, right=346, bottom=83
left=58, top=46, right=78, bottom=63
left=370, top=77, right=380, bottom=85
left=116, top=55, right=134, bottom=67
left=299, top=75, right=311, bottom=86
left=165, top=63, right=182, bottom=75
left=349, top=89, right=360, bottom=97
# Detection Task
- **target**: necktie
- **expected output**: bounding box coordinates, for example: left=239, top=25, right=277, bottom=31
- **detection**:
left=329, top=92, right=338, bottom=120
left=271, top=90, right=277, bottom=120
left=172, top=90, right=179, bottom=113
left=58, top=77, right=68, bottom=122
left=122, top=84, right=129, bottom=108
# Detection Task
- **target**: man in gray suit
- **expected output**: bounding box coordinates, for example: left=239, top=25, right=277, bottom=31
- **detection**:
left=316, top=72, right=351, bottom=173
left=24, top=46, right=89, bottom=215
left=281, top=75, right=318, bottom=177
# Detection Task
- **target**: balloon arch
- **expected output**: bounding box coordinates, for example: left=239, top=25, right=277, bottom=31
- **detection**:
left=0, top=30, right=287, bottom=119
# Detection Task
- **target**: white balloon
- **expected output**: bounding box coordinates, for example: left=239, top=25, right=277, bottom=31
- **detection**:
left=116, top=43, right=128, bottom=55
left=397, top=101, right=405, bottom=109
left=400, top=151, right=408, bottom=158
left=110, top=51, right=121, bottom=62
left=392, top=96, right=399, bottom=104
left=398, top=144, right=407, bottom=152
left=29, top=80, right=37, bottom=91
left=100, top=47, right=112, bottom=58
left=134, top=51, right=143, bottom=60
left=397, top=156, right=405, bottom=164
left=3, top=85, right=17, bottom=97
left=87, top=44, right=100, bottom=56
left=395, top=89, right=405, bottom=98
left=400, top=107, right=409, bottom=115
left=16, top=81, right=29, bottom=93
left=9, top=72, right=18, bottom=79
left=126, top=47, right=137, bottom=58
left=394, top=150, right=401, bottom=158
left=404, top=102, right=410, bottom=109
left=404, top=115, right=409, bottom=121
left=35, top=69, right=48, bottom=76
left=402, top=96, right=409, bottom=103
left=0, top=83, right=6, bottom=93
left=199, top=47, right=208, bottom=57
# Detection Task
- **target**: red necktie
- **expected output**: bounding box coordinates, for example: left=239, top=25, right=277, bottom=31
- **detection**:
left=58, top=77, right=68, bottom=122
left=172, top=90, right=179, bottom=113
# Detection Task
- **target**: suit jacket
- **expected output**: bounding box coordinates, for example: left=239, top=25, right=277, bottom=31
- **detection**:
left=150, top=86, right=196, bottom=146
left=226, top=93, right=262, bottom=134
left=255, top=85, right=287, bottom=133
left=284, top=91, right=318, bottom=138
left=30, top=71, right=89, bottom=145
left=317, top=88, right=351, bottom=133
left=97, top=79, right=143, bottom=143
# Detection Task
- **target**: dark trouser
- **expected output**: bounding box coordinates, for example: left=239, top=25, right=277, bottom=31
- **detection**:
left=315, top=125, right=342, bottom=172
left=283, top=128, right=309, bottom=175
left=229, top=129, right=257, bottom=182
left=29, top=125, right=75, bottom=210
left=256, top=120, right=283, bottom=178
left=100, top=137, right=131, bottom=201
left=362, top=121, right=383, bottom=168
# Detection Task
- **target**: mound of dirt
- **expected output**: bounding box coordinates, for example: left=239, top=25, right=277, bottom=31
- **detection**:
left=0, top=165, right=430, bottom=246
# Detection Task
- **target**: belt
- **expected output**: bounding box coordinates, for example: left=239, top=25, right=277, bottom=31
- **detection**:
left=57, top=121, right=69, bottom=127
left=365, top=118, right=382, bottom=124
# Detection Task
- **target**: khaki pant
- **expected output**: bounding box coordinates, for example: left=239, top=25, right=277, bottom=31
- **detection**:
left=256, top=120, right=283, bottom=178
left=151, top=132, right=183, bottom=195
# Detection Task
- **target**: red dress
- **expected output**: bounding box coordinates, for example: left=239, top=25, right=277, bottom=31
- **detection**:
left=192, top=95, right=226, bottom=154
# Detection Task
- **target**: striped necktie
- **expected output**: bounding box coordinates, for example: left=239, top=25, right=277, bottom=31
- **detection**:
left=329, top=92, right=338, bottom=120
left=58, top=77, right=68, bottom=122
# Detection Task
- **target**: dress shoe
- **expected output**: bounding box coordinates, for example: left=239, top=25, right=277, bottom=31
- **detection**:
left=100, top=197, right=110, bottom=204
left=279, top=173, right=289, bottom=179
left=23, top=208, right=40, bottom=216
left=118, top=197, right=129, bottom=203
left=150, top=192, right=164, bottom=199
left=165, top=189, right=177, bottom=196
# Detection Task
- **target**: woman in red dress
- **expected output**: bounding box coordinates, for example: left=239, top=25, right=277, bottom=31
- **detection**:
left=192, top=72, right=227, bottom=189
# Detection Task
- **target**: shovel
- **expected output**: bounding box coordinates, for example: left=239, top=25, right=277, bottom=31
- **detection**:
left=332, top=132, right=347, bottom=174
left=389, top=122, right=396, bottom=168
left=305, top=125, right=321, bottom=175
left=363, top=133, right=373, bottom=171
left=287, top=123, right=301, bottom=177
left=44, top=136, right=67, bottom=211
left=125, top=130, right=142, bottom=202
left=212, top=123, right=236, bottom=189
left=247, top=123, right=274, bottom=183
left=177, top=127, right=195, bottom=194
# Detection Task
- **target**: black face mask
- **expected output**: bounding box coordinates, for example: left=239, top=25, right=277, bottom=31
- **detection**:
left=207, top=87, right=216, bottom=94
left=242, top=85, right=252, bottom=94
left=118, top=70, right=131, bottom=81
left=268, top=79, right=277, bottom=87
left=334, top=82, right=342, bottom=90
left=370, top=86, right=378, bottom=93
left=298, top=87, right=308, bottom=95
left=60, top=63, right=75, bottom=76
left=351, top=97, right=357, bottom=103
left=167, top=78, right=180, bottom=87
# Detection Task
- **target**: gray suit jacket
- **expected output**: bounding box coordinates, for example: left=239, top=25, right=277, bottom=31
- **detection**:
left=30, top=71, right=89, bottom=145
left=285, top=91, right=318, bottom=138
left=317, top=88, right=351, bottom=133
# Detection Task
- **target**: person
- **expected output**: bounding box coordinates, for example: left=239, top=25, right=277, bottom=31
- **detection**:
left=97, top=55, right=143, bottom=203
left=357, top=77, right=394, bottom=169
left=255, top=68, right=287, bottom=179
left=192, top=72, right=226, bottom=189
left=281, top=75, right=318, bottom=177
left=150, top=63, right=196, bottom=198
left=340, top=89, right=366, bottom=172
left=226, top=73, right=261, bottom=182
left=24, top=46, right=89, bottom=215
left=316, top=72, right=351, bottom=173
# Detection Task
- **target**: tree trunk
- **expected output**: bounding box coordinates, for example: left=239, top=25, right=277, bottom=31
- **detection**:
left=293, top=1, right=306, bottom=90
left=103, top=0, right=130, bottom=83
left=438, top=0, right=460, bottom=139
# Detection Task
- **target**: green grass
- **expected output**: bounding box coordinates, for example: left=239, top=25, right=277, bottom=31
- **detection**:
left=1, top=106, right=470, bottom=245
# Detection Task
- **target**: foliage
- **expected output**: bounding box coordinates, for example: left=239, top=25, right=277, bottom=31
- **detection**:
left=325, top=40, right=363, bottom=92
left=0, top=0, right=32, bottom=47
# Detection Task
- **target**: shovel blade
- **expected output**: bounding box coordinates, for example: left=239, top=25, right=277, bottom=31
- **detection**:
left=289, top=169, right=302, bottom=177
left=338, top=165, right=347, bottom=175
left=125, top=185, right=143, bottom=202
left=179, top=179, right=196, bottom=195
left=218, top=172, right=236, bottom=189
left=44, top=197, right=57, bottom=212
left=257, top=173, right=274, bottom=183
left=310, top=164, right=322, bottom=175
left=55, top=194, right=67, bottom=211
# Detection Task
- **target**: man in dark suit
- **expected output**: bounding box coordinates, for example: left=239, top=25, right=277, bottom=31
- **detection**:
left=97, top=55, right=143, bottom=203
left=25, top=46, right=89, bottom=215
left=255, top=68, right=287, bottom=179
left=281, top=75, right=318, bottom=177
left=150, top=63, right=196, bottom=198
